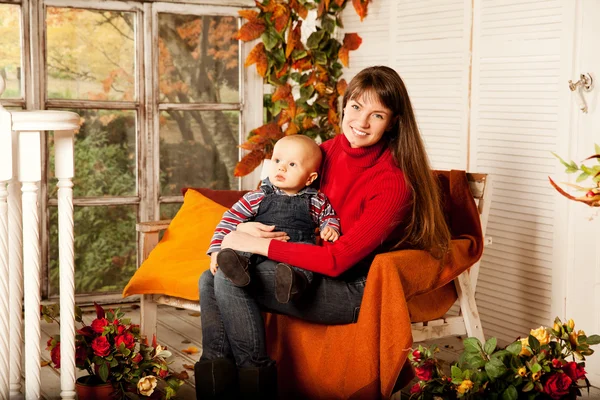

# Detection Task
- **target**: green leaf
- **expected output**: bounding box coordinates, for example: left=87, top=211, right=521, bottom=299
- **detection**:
left=262, top=28, right=280, bottom=51
left=451, top=365, right=463, bottom=381
left=576, top=171, right=591, bottom=182
left=485, top=358, right=508, bottom=380
left=463, top=337, right=482, bottom=354
left=530, top=363, right=542, bottom=373
left=99, top=362, right=109, bottom=382
left=485, top=337, right=498, bottom=355
left=321, top=16, right=335, bottom=34
left=528, top=335, right=540, bottom=353
left=313, top=50, right=327, bottom=65
left=300, top=85, right=314, bottom=100
left=464, top=352, right=486, bottom=369
left=522, top=381, right=534, bottom=392
left=291, top=49, right=308, bottom=61
left=335, top=15, right=344, bottom=29
left=502, top=385, right=518, bottom=400
left=307, top=29, right=326, bottom=49
left=586, top=335, right=600, bottom=345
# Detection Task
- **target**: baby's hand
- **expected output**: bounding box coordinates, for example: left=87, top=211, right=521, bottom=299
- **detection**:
left=320, top=227, right=340, bottom=242
left=210, top=252, right=219, bottom=275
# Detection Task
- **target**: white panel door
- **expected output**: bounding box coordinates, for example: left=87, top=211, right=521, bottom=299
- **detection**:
left=564, top=0, right=600, bottom=383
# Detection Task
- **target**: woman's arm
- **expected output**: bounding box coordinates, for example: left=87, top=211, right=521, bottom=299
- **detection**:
left=221, top=231, right=272, bottom=256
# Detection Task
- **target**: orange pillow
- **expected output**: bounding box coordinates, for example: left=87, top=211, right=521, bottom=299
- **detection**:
left=122, top=190, right=228, bottom=300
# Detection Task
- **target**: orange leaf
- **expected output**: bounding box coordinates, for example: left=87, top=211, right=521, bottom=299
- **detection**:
left=285, top=20, right=303, bottom=59
left=182, top=346, right=199, bottom=355
left=254, top=121, right=284, bottom=139
left=272, top=84, right=292, bottom=102
left=292, top=55, right=313, bottom=71
left=337, top=79, right=348, bottom=96
left=41, top=360, right=51, bottom=367
left=302, top=116, right=314, bottom=130
left=245, top=43, right=268, bottom=77
left=275, top=63, right=290, bottom=79
left=183, top=364, right=195, bottom=371
left=271, top=3, right=291, bottom=33
left=235, top=150, right=266, bottom=177
left=285, top=122, right=300, bottom=135
left=352, top=0, right=370, bottom=21
left=338, top=47, right=350, bottom=67
left=289, top=0, right=308, bottom=19
left=328, top=107, right=340, bottom=127
left=238, top=10, right=260, bottom=21
left=234, top=21, right=266, bottom=41
left=343, top=33, right=362, bottom=51
left=334, top=0, right=346, bottom=6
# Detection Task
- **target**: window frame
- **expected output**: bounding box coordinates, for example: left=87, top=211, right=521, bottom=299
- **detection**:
left=0, top=0, right=262, bottom=302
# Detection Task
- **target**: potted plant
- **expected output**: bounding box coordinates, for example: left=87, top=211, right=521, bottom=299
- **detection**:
left=42, top=303, right=187, bottom=399
left=408, top=317, right=600, bottom=399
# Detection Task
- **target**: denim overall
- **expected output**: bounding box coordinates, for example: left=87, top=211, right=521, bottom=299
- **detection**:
left=238, top=184, right=316, bottom=282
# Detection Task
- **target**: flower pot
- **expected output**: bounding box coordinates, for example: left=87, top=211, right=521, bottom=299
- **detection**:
left=75, top=375, right=115, bottom=400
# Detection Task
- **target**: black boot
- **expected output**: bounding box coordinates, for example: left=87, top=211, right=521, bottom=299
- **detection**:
left=238, top=363, right=278, bottom=400
left=194, top=358, right=238, bottom=399
left=217, top=249, right=251, bottom=287
left=275, top=263, right=308, bottom=303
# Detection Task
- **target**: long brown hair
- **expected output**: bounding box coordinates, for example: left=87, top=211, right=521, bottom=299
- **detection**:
left=342, top=66, right=450, bottom=256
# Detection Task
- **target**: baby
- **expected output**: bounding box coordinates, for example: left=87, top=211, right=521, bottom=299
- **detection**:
left=207, top=135, right=341, bottom=303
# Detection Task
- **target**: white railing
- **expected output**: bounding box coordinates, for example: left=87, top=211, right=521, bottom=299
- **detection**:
left=0, top=76, right=79, bottom=400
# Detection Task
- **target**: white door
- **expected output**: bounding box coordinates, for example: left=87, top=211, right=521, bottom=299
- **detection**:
left=564, top=0, right=600, bottom=383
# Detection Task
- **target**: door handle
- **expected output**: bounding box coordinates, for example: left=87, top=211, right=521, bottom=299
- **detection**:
left=568, top=73, right=593, bottom=113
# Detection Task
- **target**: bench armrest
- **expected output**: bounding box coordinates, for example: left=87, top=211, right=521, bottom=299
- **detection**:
left=136, top=219, right=172, bottom=233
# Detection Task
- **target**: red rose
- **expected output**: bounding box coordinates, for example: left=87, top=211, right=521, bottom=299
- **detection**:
left=412, top=350, right=421, bottom=362
left=91, top=336, right=111, bottom=357
left=552, top=358, right=562, bottom=368
left=415, top=362, right=434, bottom=381
left=46, top=338, right=53, bottom=349
left=410, top=383, right=422, bottom=394
left=563, top=362, right=586, bottom=382
left=159, top=369, right=168, bottom=378
left=544, top=373, right=572, bottom=400
left=91, top=318, right=109, bottom=334
left=115, top=333, right=135, bottom=350
left=117, top=325, right=126, bottom=335
left=51, top=342, right=61, bottom=368
left=132, top=353, right=143, bottom=364
left=77, top=326, right=95, bottom=338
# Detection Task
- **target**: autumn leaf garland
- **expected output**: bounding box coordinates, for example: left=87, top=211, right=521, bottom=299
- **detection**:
left=234, top=0, right=371, bottom=177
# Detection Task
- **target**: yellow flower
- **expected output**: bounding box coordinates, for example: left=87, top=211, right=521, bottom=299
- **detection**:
left=530, top=327, right=551, bottom=345
left=568, top=319, right=575, bottom=331
left=517, top=367, right=527, bottom=377
left=137, top=376, right=158, bottom=397
left=553, top=322, right=561, bottom=332
left=532, top=371, right=541, bottom=381
left=569, top=332, right=579, bottom=347
left=456, top=379, right=474, bottom=394
left=519, top=338, right=532, bottom=356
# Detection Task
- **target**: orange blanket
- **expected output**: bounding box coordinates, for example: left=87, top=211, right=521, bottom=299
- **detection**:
left=264, top=170, right=484, bottom=399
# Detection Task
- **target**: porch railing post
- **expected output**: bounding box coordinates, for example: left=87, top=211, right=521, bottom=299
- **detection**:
left=0, top=97, right=12, bottom=400
left=55, top=130, right=76, bottom=400
left=19, top=130, right=43, bottom=400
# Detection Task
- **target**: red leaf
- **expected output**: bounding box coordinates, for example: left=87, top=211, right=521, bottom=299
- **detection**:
left=352, top=0, right=370, bottom=21
left=285, top=20, right=303, bottom=59
left=272, top=83, right=292, bottom=102
left=289, top=0, right=308, bottom=19
left=343, top=33, right=362, bottom=51
left=245, top=43, right=268, bottom=77
left=235, top=150, right=267, bottom=177
left=337, top=79, right=348, bottom=96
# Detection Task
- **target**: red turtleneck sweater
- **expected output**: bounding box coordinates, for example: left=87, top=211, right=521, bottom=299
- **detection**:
left=268, top=134, right=411, bottom=277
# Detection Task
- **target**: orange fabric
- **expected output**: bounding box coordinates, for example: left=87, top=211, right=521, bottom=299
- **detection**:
left=122, top=190, right=228, bottom=300
left=264, top=170, right=484, bottom=399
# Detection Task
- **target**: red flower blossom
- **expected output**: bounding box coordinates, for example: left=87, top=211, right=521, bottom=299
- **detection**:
left=552, top=358, right=563, bottom=368
left=91, top=318, right=109, bottom=334
left=412, top=350, right=421, bottom=362
left=415, top=362, right=434, bottom=381
left=46, top=338, right=53, bottom=349
left=77, top=326, right=95, bottom=338
left=132, top=353, right=143, bottom=364
left=51, top=342, right=61, bottom=368
left=115, top=333, right=135, bottom=350
left=563, top=362, right=586, bottom=382
left=410, top=383, right=422, bottom=394
left=159, top=369, right=168, bottom=378
left=544, top=373, right=572, bottom=399
left=75, top=344, right=88, bottom=368
left=91, top=336, right=111, bottom=357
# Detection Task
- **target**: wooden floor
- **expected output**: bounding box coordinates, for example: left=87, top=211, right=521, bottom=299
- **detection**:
left=36, top=305, right=600, bottom=399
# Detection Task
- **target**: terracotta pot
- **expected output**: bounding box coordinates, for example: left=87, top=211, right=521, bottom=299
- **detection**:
left=75, top=375, right=116, bottom=400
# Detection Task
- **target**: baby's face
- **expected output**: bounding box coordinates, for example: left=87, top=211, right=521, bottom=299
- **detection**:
left=268, top=139, right=318, bottom=195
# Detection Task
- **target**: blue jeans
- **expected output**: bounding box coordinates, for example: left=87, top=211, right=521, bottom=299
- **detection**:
left=199, top=259, right=366, bottom=368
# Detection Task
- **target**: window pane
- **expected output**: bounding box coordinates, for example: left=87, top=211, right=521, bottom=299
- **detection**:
left=160, top=202, right=182, bottom=220
left=46, top=7, right=135, bottom=101
left=160, top=110, right=238, bottom=195
left=47, top=109, right=137, bottom=198
left=48, top=205, right=137, bottom=296
left=0, top=4, right=22, bottom=99
left=158, top=13, right=239, bottom=103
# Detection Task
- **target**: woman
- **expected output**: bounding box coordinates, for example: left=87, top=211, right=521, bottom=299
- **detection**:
left=194, top=66, right=450, bottom=399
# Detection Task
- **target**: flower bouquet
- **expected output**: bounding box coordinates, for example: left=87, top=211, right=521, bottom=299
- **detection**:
left=549, top=145, right=600, bottom=207
left=42, top=303, right=187, bottom=399
left=408, top=317, right=600, bottom=399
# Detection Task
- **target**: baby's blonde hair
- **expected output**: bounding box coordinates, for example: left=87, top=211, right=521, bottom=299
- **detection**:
left=276, top=135, right=322, bottom=171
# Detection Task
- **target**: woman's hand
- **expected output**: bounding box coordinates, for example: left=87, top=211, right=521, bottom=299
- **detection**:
left=236, top=222, right=289, bottom=241
left=221, top=231, right=272, bottom=256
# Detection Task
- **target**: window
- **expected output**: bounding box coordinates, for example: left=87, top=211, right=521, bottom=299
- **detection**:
left=0, top=0, right=259, bottom=301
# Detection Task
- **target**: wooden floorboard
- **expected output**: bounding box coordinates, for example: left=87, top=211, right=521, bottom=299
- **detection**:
left=33, top=306, right=600, bottom=399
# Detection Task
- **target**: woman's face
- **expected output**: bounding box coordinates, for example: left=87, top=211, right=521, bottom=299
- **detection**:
left=342, top=90, right=395, bottom=149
